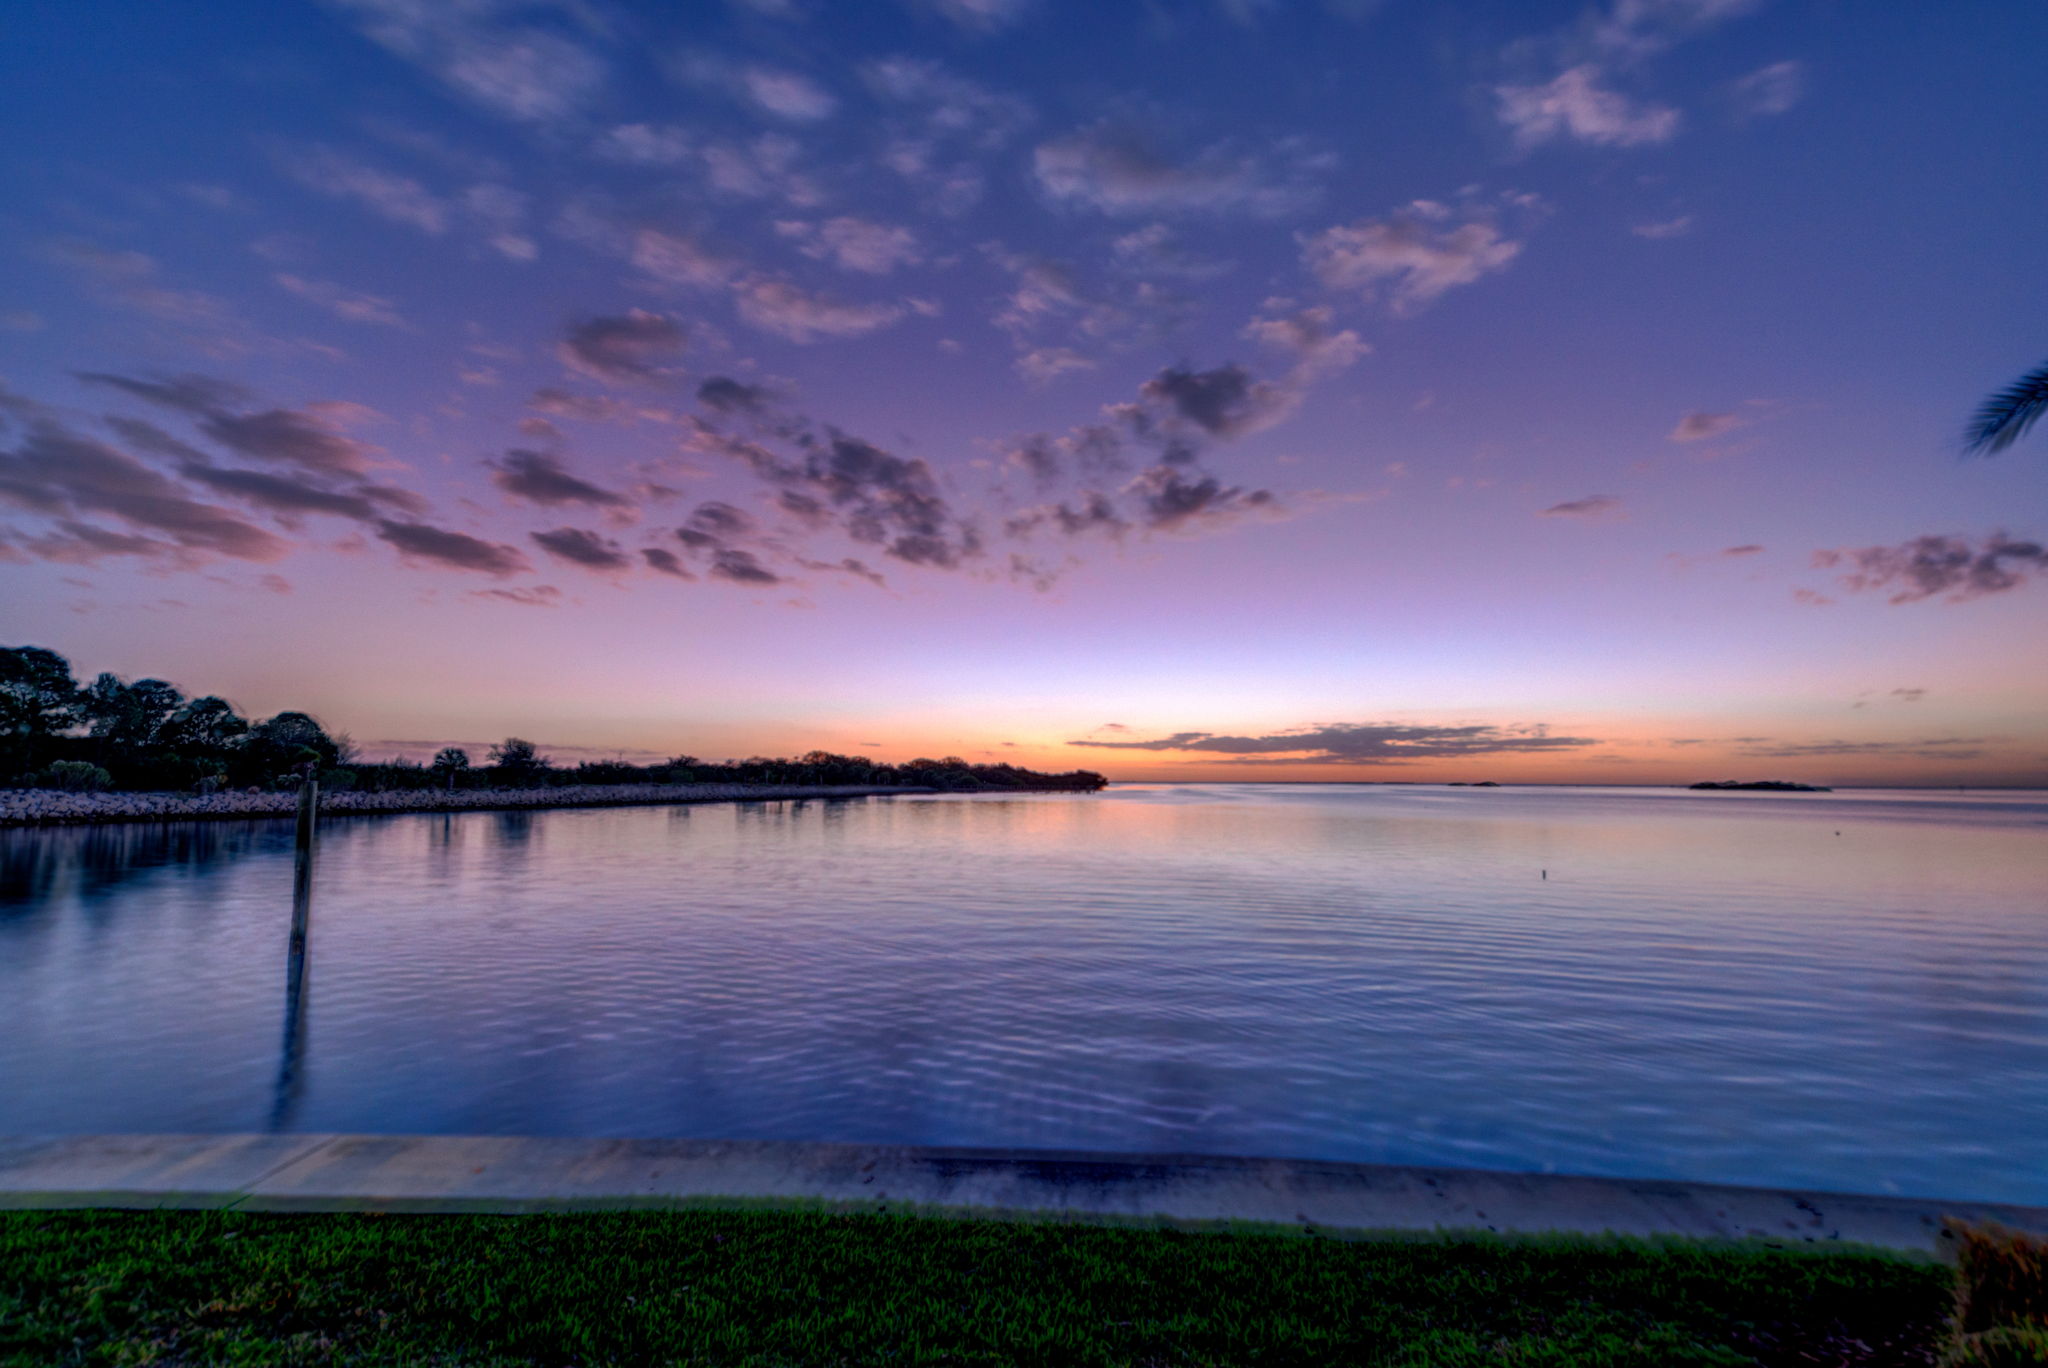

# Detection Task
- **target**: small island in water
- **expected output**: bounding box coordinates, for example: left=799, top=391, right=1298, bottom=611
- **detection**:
left=1687, top=780, right=1833, bottom=792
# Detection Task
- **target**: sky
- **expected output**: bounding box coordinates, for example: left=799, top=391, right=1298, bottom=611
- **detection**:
left=2, top=0, right=2045, bottom=785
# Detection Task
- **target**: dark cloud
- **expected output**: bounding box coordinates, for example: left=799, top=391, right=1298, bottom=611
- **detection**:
left=1139, top=363, right=1288, bottom=437
left=375, top=519, right=529, bottom=575
left=686, top=501, right=756, bottom=538
left=557, top=310, right=685, bottom=385
left=1069, top=722, right=1601, bottom=764
left=697, top=376, right=773, bottom=415
left=75, top=371, right=250, bottom=414
left=489, top=449, right=630, bottom=507
left=1126, top=464, right=1275, bottom=531
left=1670, top=410, right=1742, bottom=442
left=708, top=546, right=782, bottom=585
left=1007, top=489, right=1128, bottom=540
left=1814, top=531, right=2046, bottom=603
left=79, top=371, right=383, bottom=477
left=531, top=526, right=631, bottom=571
left=1541, top=494, right=1621, bottom=518
left=178, top=464, right=382, bottom=521
left=1723, top=544, right=1764, bottom=556
left=641, top=546, right=696, bottom=579
left=0, top=420, right=287, bottom=561
left=775, top=489, right=830, bottom=524
left=796, top=556, right=887, bottom=587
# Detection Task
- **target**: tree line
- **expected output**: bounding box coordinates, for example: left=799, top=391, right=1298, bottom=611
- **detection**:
left=0, top=645, right=1107, bottom=795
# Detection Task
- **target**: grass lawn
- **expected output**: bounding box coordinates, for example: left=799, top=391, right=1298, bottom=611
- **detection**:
left=0, top=1208, right=1969, bottom=1366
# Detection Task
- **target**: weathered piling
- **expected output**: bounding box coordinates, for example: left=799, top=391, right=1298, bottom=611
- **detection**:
left=273, top=776, right=318, bottom=1131
left=287, top=776, right=317, bottom=968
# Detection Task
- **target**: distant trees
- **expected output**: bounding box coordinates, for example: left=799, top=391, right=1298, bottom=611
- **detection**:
left=0, top=644, right=1110, bottom=796
left=0, top=644, right=341, bottom=792
left=0, top=646, right=80, bottom=775
left=488, top=737, right=550, bottom=786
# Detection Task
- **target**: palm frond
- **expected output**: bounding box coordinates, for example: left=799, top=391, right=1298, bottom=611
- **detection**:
left=1963, top=359, right=2048, bottom=456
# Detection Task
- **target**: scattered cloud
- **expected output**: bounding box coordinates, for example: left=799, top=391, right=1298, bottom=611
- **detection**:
left=488, top=450, right=630, bottom=508
left=0, top=418, right=288, bottom=562
left=1015, top=347, right=1096, bottom=384
left=641, top=546, right=696, bottom=579
left=741, top=65, right=837, bottom=121
left=1729, top=60, right=1805, bottom=119
left=1669, top=410, right=1741, bottom=442
left=1496, top=65, right=1680, bottom=149
left=531, top=525, right=632, bottom=571
left=630, top=228, right=741, bottom=290
left=1034, top=123, right=1331, bottom=218
left=557, top=311, right=686, bottom=386
left=1302, top=199, right=1524, bottom=314
left=1814, top=531, right=2046, bottom=603
left=731, top=277, right=906, bottom=342
left=375, top=519, right=530, bottom=575
left=915, top=0, right=1033, bottom=33
left=777, top=216, right=923, bottom=274
left=1632, top=215, right=1693, bottom=239
left=709, top=546, right=783, bottom=584
left=326, top=0, right=608, bottom=123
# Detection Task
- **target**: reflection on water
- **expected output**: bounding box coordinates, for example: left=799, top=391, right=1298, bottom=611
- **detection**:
left=1, top=784, right=2044, bottom=1203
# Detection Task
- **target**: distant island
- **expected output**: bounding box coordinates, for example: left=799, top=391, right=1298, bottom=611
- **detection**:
left=1687, top=780, right=1833, bottom=792
left=0, top=645, right=1107, bottom=815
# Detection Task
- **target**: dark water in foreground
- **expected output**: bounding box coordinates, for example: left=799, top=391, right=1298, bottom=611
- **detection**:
left=2, top=784, right=2044, bottom=1203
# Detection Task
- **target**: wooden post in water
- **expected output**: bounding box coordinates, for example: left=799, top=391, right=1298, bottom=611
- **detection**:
left=287, top=775, right=317, bottom=977
left=273, top=774, right=318, bottom=1131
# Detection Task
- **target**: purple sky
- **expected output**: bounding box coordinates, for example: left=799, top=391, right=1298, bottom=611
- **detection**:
left=3, top=0, right=2044, bottom=784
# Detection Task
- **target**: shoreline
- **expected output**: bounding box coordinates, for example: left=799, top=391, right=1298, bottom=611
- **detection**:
left=0, top=782, right=962, bottom=829
left=2, top=1133, right=2041, bottom=1254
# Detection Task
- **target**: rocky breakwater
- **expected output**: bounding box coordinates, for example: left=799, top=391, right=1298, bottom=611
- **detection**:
left=0, top=784, right=936, bottom=828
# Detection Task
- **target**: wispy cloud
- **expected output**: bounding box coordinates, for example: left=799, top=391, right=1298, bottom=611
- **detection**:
left=327, top=0, right=609, bottom=123
left=1728, top=60, right=1805, bottom=119
left=1541, top=494, right=1621, bottom=518
left=1068, top=721, right=1600, bottom=763
left=273, top=273, right=407, bottom=327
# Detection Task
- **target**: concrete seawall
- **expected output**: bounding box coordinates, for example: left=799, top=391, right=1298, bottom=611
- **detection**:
left=3, top=1134, right=2041, bottom=1256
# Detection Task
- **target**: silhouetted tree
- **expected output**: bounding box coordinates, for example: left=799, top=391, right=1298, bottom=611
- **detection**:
left=489, top=737, right=550, bottom=785
left=80, top=674, right=185, bottom=760
left=0, top=645, right=80, bottom=775
left=161, top=696, right=249, bottom=754
left=242, top=711, right=339, bottom=781
left=1965, top=359, right=2048, bottom=455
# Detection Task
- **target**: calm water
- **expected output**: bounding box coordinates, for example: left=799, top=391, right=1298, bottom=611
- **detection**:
left=3, top=784, right=2044, bottom=1203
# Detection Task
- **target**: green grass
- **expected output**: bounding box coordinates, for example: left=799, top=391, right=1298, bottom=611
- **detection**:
left=0, top=1208, right=1953, bottom=1366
